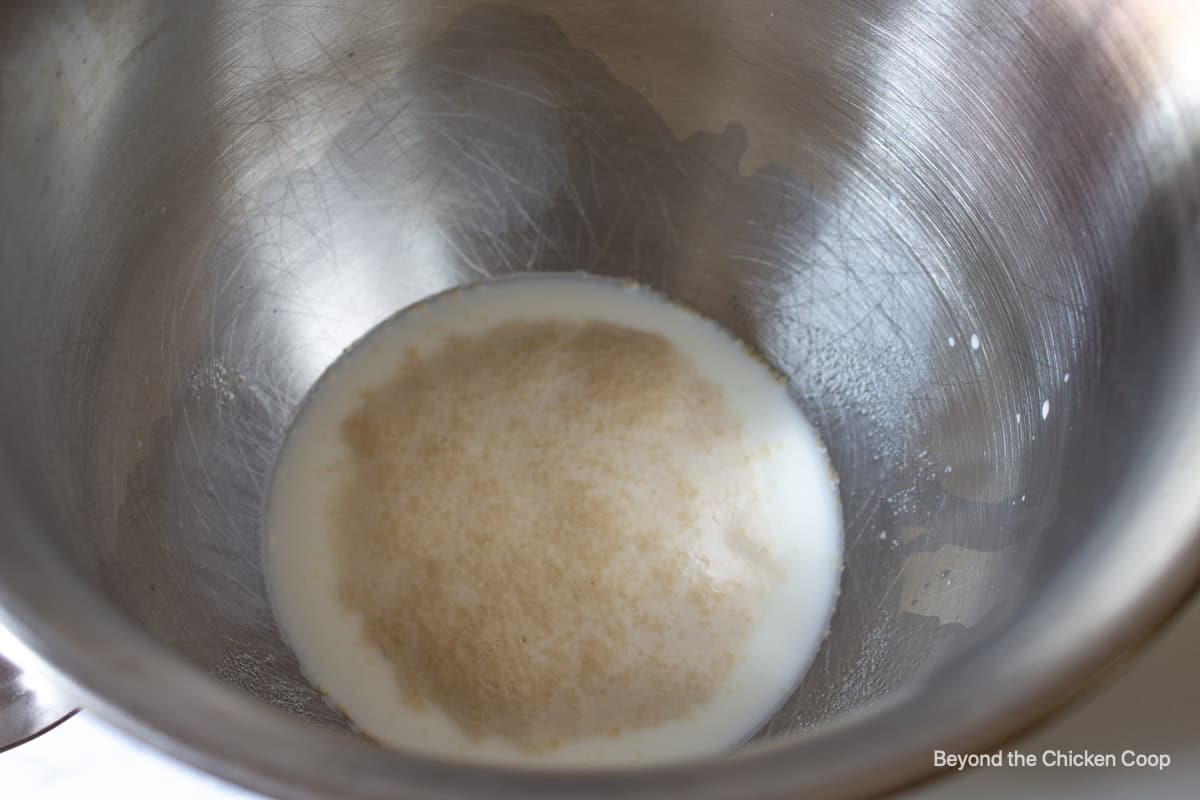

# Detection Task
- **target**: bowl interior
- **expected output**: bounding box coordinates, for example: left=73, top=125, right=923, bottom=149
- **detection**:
left=2, top=0, right=1199, bottom=787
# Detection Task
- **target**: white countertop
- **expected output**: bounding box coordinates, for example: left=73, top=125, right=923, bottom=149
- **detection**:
left=3, top=595, right=1198, bottom=799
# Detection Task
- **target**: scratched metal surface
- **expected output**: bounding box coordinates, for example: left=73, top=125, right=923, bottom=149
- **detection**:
left=1, top=1, right=1199, bottom=798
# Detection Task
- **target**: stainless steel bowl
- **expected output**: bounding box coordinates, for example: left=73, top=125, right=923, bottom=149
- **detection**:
left=2, top=1, right=1199, bottom=798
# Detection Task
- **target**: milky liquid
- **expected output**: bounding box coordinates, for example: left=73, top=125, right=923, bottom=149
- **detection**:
left=265, top=274, right=843, bottom=767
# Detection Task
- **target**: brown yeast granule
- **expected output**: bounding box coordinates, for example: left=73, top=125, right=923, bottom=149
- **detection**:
left=333, top=319, right=779, bottom=751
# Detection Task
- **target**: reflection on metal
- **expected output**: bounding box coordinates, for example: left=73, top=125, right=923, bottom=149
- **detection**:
left=0, top=627, right=76, bottom=752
